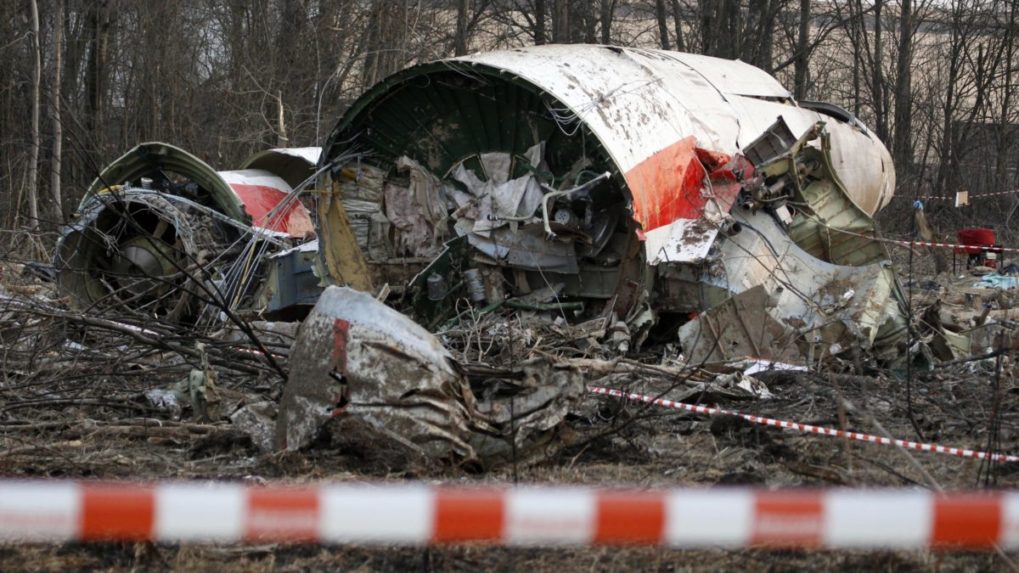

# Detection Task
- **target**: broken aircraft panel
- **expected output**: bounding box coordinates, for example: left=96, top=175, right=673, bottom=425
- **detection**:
left=278, top=285, right=585, bottom=465
left=316, top=45, right=906, bottom=360
left=54, top=142, right=319, bottom=323
left=47, top=46, right=919, bottom=464
left=53, top=45, right=907, bottom=363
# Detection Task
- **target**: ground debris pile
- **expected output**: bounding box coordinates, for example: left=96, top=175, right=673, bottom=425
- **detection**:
left=0, top=262, right=1016, bottom=483
left=2, top=258, right=1019, bottom=570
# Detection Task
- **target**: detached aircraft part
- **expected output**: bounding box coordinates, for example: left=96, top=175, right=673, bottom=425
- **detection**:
left=318, top=45, right=905, bottom=359
left=55, top=142, right=317, bottom=322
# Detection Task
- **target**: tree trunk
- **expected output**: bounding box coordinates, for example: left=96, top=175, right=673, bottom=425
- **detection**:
left=27, top=0, right=41, bottom=230
left=362, top=1, right=406, bottom=88
left=656, top=0, right=671, bottom=50
left=872, top=0, right=888, bottom=142
left=454, top=0, right=468, bottom=55
left=600, top=0, right=612, bottom=44
left=50, top=0, right=64, bottom=221
left=996, top=2, right=1016, bottom=191
left=697, top=0, right=716, bottom=55
left=535, top=0, right=547, bottom=44
left=84, top=0, right=112, bottom=156
left=745, top=0, right=773, bottom=71
left=934, top=9, right=962, bottom=200
left=892, top=0, right=914, bottom=186
left=583, top=0, right=597, bottom=42
left=851, top=12, right=860, bottom=116
left=721, top=0, right=740, bottom=58
left=793, top=0, right=810, bottom=99
left=670, top=0, right=685, bottom=52
left=276, top=91, right=288, bottom=148
left=552, top=0, right=568, bottom=43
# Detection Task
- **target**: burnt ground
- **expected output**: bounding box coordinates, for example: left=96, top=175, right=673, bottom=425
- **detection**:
left=1, top=259, right=1019, bottom=572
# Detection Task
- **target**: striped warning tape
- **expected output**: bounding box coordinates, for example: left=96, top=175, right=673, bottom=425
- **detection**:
left=590, top=386, right=1019, bottom=464
left=827, top=226, right=1019, bottom=255
left=885, top=238, right=1017, bottom=254
left=0, top=480, right=1017, bottom=548
left=897, top=189, right=1019, bottom=202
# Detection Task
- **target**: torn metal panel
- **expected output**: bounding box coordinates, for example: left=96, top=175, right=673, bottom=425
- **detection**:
left=750, top=121, right=887, bottom=267
left=239, top=147, right=323, bottom=189
left=81, top=142, right=248, bottom=222
left=276, top=286, right=479, bottom=457
left=55, top=191, right=238, bottom=321
left=705, top=205, right=906, bottom=360
left=76, top=142, right=315, bottom=238
left=642, top=148, right=748, bottom=265
left=318, top=45, right=897, bottom=331
left=56, top=142, right=324, bottom=321
left=383, top=157, right=449, bottom=258
left=664, top=117, right=910, bottom=362
left=218, top=170, right=314, bottom=238
left=467, top=225, right=580, bottom=274
left=679, top=285, right=800, bottom=364
left=261, top=240, right=324, bottom=317
left=276, top=286, right=586, bottom=465
left=466, top=356, right=586, bottom=463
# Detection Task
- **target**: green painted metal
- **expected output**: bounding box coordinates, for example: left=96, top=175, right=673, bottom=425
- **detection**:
left=322, top=63, right=615, bottom=184
left=83, top=142, right=249, bottom=223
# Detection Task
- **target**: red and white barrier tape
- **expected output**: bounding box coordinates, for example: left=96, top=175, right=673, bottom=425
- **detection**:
left=590, top=386, right=1019, bottom=464
left=897, top=189, right=1019, bottom=202
left=0, top=480, right=1017, bottom=548
left=886, top=238, right=1018, bottom=254
left=826, top=226, right=1019, bottom=255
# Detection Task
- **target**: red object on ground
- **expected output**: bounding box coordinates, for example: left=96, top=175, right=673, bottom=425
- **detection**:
left=956, top=227, right=1000, bottom=268
left=956, top=228, right=996, bottom=254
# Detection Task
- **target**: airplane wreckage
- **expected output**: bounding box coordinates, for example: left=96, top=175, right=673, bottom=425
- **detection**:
left=53, top=45, right=910, bottom=463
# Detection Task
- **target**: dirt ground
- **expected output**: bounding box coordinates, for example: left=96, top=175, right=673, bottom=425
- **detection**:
left=1, top=257, right=1018, bottom=572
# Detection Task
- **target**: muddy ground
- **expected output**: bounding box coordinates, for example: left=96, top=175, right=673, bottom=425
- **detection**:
left=1, top=256, right=1018, bottom=572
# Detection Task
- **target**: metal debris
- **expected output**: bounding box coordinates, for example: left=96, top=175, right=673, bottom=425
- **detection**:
left=276, top=285, right=478, bottom=458
left=314, top=45, right=905, bottom=365
left=54, top=142, right=321, bottom=324
left=43, top=46, right=962, bottom=468
left=274, top=285, right=592, bottom=465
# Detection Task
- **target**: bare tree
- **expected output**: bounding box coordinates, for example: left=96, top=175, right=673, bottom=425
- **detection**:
left=551, top=0, right=568, bottom=42
left=456, top=0, right=470, bottom=54
left=793, top=0, right=811, bottom=98
left=892, top=0, right=915, bottom=187
left=872, top=0, right=888, bottom=141
left=535, top=0, right=547, bottom=44
left=27, top=0, right=41, bottom=231
left=655, top=0, right=671, bottom=49
left=994, top=0, right=1017, bottom=190
left=50, top=0, right=64, bottom=221
left=670, top=0, right=685, bottom=51
left=83, top=0, right=114, bottom=159
left=600, top=0, right=614, bottom=43
left=1, top=0, right=1017, bottom=251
